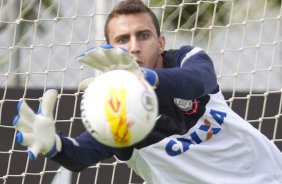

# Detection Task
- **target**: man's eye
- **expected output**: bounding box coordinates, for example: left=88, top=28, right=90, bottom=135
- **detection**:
left=138, top=33, right=149, bottom=40
left=117, top=37, right=128, bottom=44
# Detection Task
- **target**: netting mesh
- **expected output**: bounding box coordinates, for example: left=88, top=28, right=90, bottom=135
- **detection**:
left=0, top=0, right=281, bottom=183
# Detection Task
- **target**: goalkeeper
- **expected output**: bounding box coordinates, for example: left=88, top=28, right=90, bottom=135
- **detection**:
left=13, top=0, right=282, bottom=183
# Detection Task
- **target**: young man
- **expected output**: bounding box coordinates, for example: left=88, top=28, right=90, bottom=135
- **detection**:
left=13, top=0, right=282, bottom=183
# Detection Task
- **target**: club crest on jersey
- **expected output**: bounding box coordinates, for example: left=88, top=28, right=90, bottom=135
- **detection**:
left=174, top=98, right=198, bottom=115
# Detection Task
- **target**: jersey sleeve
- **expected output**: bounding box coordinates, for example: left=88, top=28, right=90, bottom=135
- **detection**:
left=155, top=45, right=218, bottom=100
left=50, top=131, right=133, bottom=172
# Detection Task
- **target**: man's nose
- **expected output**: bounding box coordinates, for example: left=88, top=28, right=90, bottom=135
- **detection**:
left=129, top=38, right=141, bottom=54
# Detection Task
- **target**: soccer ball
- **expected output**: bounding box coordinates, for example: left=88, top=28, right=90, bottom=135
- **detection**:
left=81, top=70, right=158, bottom=147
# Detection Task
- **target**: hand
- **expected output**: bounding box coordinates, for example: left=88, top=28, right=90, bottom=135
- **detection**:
left=12, top=89, right=62, bottom=160
left=77, top=44, right=142, bottom=76
left=77, top=45, right=159, bottom=90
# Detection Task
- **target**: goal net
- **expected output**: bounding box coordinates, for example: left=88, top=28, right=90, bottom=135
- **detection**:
left=0, top=0, right=281, bottom=183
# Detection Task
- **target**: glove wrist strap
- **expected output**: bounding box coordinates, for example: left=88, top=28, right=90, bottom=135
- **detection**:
left=45, top=135, right=62, bottom=158
left=143, top=68, right=159, bottom=89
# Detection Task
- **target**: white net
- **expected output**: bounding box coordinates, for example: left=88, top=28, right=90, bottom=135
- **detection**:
left=0, top=0, right=281, bottom=183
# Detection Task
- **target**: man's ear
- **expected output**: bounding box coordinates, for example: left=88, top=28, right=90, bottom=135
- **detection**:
left=158, top=36, right=165, bottom=53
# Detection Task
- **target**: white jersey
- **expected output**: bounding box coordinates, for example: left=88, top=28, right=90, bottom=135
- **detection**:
left=127, top=90, right=282, bottom=184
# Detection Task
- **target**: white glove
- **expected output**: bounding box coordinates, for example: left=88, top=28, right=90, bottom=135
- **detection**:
left=77, top=44, right=142, bottom=76
left=77, top=45, right=159, bottom=90
left=13, top=89, right=62, bottom=160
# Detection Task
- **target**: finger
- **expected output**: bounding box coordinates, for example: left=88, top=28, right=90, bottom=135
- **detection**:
left=80, top=45, right=118, bottom=69
left=91, top=47, right=128, bottom=72
left=12, top=115, right=33, bottom=132
left=40, top=89, right=58, bottom=118
left=78, top=50, right=99, bottom=67
left=99, top=45, right=118, bottom=65
left=27, top=143, right=41, bottom=160
left=79, top=77, right=95, bottom=91
left=117, top=49, right=142, bottom=75
left=76, top=46, right=98, bottom=61
left=117, top=48, right=137, bottom=66
left=88, top=47, right=116, bottom=69
left=77, top=47, right=107, bottom=70
left=16, top=131, right=34, bottom=146
left=114, top=47, right=137, bottom=67
left=17, top=99, right=35, bottom=123
left=100, top=44, right=113, bottom=49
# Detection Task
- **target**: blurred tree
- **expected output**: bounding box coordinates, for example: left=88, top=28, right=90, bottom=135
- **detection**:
left=148, top=0, right=281, bottom=40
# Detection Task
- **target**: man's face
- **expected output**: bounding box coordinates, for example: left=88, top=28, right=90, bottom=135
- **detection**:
left=107, top=13, right=165, bottom=68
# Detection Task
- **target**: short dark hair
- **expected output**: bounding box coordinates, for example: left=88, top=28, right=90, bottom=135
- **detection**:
left=104, top=0, right=161, bottom=43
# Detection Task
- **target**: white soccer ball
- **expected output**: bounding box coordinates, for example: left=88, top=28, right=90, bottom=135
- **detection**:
left=81, top=70, right=158, bottom=147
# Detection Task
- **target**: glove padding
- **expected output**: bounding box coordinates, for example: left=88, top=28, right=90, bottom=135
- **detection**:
left=77, top=45, right=159, bottom=90
left=12, top=89, right=62, bottom=160
left=77, top=44, right=142, bottom=76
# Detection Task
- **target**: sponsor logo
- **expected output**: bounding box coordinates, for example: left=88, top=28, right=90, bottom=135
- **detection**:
left=165, top=109, right=227, bottom=156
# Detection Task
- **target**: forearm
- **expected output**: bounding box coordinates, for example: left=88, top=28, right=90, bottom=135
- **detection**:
left=51, top=132, right=113, bottom=172
left=155, top=60, right=217, bottom=99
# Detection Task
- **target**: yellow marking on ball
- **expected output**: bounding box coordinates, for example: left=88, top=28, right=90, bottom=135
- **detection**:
left=105, top=87, right=131, bottom=146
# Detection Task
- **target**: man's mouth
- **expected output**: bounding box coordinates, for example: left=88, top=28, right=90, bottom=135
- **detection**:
left=135, top=60, right=143, bottom=66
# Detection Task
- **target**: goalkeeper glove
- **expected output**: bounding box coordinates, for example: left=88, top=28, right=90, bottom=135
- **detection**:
left=12, top=89, right=62, bottom=160
left=141, top=67, right=159, bottom=89
left=77, top=44, right=159, bottom=90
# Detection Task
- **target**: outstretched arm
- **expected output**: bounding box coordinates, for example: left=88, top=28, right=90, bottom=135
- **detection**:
left=51, top=131, right=115, bottom=172
left=155, top=46, right=218, bottom=99
left=12, top=89, right=119, bottom=172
